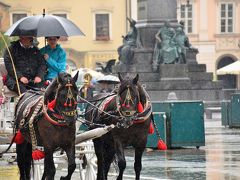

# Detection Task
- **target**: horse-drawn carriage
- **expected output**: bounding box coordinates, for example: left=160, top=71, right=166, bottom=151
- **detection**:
left=0, top=62, right=158, bottom=180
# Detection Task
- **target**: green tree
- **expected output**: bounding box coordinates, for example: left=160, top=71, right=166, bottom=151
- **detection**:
left=0, top=33, right=16, bottom=57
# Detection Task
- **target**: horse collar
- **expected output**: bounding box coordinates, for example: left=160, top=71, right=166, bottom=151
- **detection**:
left=43, top=105, right=68, bottom=126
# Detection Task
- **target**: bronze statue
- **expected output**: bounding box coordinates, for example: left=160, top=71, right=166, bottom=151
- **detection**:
left=152, top=21, right=179, bottom=71
left=117, top=18, right=137, bottom=65
left=152, top=21, right=198, bottom=71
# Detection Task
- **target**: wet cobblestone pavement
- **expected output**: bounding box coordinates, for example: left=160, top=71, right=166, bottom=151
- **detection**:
left=1, top=114, right=240, bottom=179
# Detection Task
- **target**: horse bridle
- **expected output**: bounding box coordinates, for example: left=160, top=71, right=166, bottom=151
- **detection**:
left=116, top=85, right=139, bottom=117
left=42, top=77, right=78, bottom=126
left=54, top=77, right=78, bottom=117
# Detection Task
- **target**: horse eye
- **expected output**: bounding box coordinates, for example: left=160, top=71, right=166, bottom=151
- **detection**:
left=115, top=85, right=119, bottom=90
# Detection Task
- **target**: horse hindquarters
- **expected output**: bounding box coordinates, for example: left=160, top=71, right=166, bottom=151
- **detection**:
left=16, top=142, right=32, bottom=180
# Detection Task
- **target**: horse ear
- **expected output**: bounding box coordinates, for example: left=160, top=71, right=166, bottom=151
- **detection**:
left=44, top=78, right=57, bottom=104
left=73, top=71, right=79, bottom=83
left=133, top=74, right=139, bottom=84
left=118, top=72, right=123, bottom=82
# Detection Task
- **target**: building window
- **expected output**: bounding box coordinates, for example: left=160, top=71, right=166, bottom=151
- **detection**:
left=220, top=3, right=233, bottom=33
left=95, top=14, right=110, bottom=41
left=53, top=13, right=67, bottom=18
left=180, top=4, right=193, bottom=33
left=12, top=13, right=27, bottom=24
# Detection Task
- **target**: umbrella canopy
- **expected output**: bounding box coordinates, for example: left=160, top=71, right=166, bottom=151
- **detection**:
left=5, top=14, right=85, bottom=37
left=97, top=74, right=120, bottom=84
left=216, top=60, right=240, bottom=75
left=71, top=68, right=104, bottom=86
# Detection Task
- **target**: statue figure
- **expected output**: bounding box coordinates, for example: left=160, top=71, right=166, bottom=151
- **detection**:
left=152, top=21, right=179, bottom=71
left=174, top=26, right=192, bottom=64
left=174, top=21, right=198, bottom=64
left=117, top=18, right=137, bottom=65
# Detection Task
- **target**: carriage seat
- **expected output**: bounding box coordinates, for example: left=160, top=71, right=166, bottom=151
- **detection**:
left=0, top=60, right=18, bottom=98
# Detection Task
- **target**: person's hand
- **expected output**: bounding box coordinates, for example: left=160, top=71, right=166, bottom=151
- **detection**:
left=43, top=54, right=49, bottom=61
left=34, top=76, right=42, bottom=83
left=20, top=77, right=29, bottom=84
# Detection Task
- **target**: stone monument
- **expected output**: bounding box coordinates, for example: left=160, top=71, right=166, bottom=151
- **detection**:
left=115, top=0, right=233, bottom=103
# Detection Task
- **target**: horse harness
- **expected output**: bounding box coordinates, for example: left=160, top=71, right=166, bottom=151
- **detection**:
left=15, top=79, right=77, bottom=150
left=92, top=86, right=152, bottom=127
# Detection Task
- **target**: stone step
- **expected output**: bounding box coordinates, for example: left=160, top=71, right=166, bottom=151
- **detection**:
left=187, top=64, right=206, bottom=72
left=144, top=80, right=192, bottom=90
left=114, top=64, right=153, bottom=72
left=188, top=72, right=213, bottom=81
left=147, top=89, right=226, bottom=101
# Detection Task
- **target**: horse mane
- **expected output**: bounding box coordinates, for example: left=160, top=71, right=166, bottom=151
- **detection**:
left=44, top=78, right=58, bottom=104
left=137, top=83, right=148, bottom=107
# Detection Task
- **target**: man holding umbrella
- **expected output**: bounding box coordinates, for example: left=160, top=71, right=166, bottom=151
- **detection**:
left=4, top=36, right=46, bottom=94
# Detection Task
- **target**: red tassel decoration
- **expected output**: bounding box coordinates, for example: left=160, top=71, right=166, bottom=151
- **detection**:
left=148, top=122, right=154, bottom=134
left=47, top=99, right=56, bottom=109
left=32, top=149, right=45, bottom=160
left=137, top=102, right=144, bottom=113
left=64, top=102, right=68, bottom=107
left=122, top=103, right=126, bottom=107
left=157, top=140, right=167, bottom=150
left=14, top=130, right=24, bottom=144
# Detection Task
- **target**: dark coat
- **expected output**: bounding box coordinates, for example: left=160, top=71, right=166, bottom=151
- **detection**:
left=4, top=40, right=46, bottom=90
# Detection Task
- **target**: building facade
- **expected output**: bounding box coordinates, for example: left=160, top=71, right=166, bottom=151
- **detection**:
left=131, top=0, right=240, bottom=89
left=0, top=0, right=132, bottom=71
left=176, top=0, right=240, bottom=89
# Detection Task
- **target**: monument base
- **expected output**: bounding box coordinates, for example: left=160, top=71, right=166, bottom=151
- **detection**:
left=114, top=48, right=234, bottom=102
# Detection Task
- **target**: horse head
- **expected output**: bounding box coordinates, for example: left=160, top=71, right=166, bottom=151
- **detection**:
left=116, top=73, right=143, bottom=127
left=44, top=72, right=79, bottom=125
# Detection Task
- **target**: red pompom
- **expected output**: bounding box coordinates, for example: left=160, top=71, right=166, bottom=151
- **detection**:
left=64, top=102, right=68, bottom=107
left=44, top=81, right=49, bottom=86
left=14, top=130, right=24, bottom=144
left=32, top=149, right=45, bottom=160
left=157, top=140, right=167, bottom=150
left=148, top=122, right=154, bottom=134
left=137, top=102, right=144, bottom=113
left=47, top=99, right=56, bottom=109
left=122, top=103, right=126, bottom=107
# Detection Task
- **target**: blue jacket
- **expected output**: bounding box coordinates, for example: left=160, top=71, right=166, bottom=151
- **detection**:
left=40, top=44, right=66, bottom=80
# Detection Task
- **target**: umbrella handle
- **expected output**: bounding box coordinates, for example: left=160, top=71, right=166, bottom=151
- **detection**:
left=0, top=32, right=21, bottom=96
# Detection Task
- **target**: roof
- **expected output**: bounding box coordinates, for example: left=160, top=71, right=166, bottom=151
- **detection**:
left=0, top=1, right=11, bottom=8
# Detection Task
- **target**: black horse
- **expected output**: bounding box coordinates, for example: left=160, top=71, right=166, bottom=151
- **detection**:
left=13, top=72, right=78, bottom=180
left=85, top=73, right=152, bottom=180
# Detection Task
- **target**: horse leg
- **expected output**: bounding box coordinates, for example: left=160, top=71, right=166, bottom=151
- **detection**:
left=115, top=140, right=126, bottom=180
left=93, top=138, right=106, bottom=180
left=16, top=142, right=32, bottom=180
left=42, top=149, right=55, bottom=180
left=134, top=148, right=144, bottom=180
left=103, top=140, right=116, bottom=179
left=60, top=144, right=76, bottom=180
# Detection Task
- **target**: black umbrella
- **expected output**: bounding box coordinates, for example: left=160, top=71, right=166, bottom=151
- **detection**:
left=5, top=12, right=85, bottom=37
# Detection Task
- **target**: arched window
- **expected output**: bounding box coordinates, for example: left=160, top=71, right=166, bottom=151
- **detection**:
left=217, top=56, right=237, bottom=89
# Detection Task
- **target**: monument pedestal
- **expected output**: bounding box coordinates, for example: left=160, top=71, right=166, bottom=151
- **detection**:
left=114, top=0, right=234, bottom=104
left=114, top=49, right=233, bottom=102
